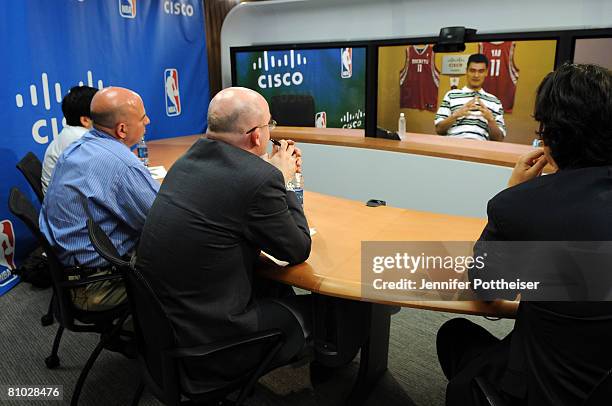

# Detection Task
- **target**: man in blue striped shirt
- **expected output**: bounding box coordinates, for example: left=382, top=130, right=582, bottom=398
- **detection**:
left=40, top=87, right=159, bottom=311
left=434, top=54, right=506, bottom=141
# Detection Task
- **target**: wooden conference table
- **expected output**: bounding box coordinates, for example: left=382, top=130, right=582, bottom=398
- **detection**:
left=147, top=135, right=518, bottom=403
left=148, top=134, right=517, bottom=317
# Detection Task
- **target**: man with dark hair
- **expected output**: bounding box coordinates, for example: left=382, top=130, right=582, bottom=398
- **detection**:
left=435, top=53, right=506, bottom=141
left=136, top=87, right=312, bottom=391
left=41, top=86, right=98, bottom=194
left=437, top=63, right=612, bottom=405
left=40, top=86, right=159, bottom=311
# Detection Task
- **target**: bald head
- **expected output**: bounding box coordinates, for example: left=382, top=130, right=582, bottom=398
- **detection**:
left=90, top=86, right=150, bottom=147
left=207, top=87, right=268, bottom=135
left=90, top=87, right=143, bottom=129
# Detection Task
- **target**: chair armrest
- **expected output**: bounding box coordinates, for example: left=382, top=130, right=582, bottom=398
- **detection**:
left=59, top=273, right=124, bottom=288
left=158, top=329, right=284, bottom=404
left=474, top=376, right=508, bottom=406
left=164, top=329, right=283, bottom=360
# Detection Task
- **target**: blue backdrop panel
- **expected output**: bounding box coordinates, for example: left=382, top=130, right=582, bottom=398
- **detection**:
left=0, top=0, right=210, bottom=294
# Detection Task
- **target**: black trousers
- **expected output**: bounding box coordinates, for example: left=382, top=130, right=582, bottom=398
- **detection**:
left=253, top=277, right=312, bottom=370
left=258, top=295, right=312, bottom=370
left=437, top=318, right=519, bottom=406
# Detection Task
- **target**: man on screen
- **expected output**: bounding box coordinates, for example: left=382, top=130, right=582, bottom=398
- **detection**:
left=434, top=54, right=506, bottom=141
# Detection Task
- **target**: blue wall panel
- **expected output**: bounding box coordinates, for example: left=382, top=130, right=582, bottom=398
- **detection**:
left=0, top=0, right=210, bottom=293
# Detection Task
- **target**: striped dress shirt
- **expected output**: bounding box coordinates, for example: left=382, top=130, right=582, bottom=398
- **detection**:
left=40, top=128, right=159, bottom=267
left=434, top=86, right=506, bottom=141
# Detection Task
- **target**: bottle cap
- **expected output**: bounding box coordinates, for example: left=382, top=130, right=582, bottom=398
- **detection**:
left=400, top=113, right=405, bottom=117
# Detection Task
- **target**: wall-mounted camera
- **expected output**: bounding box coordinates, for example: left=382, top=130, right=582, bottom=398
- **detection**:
left=433, top=27, right=477, bottom=53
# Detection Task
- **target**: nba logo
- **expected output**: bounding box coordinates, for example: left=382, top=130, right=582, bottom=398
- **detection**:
left=0, top=220, right=16, bottom=271
left=119, top=0, right=136, bottom=19
left=164, top=68, right=181, bottom=117
left=315, top=112, right=327, bottom=128
left=341, top=48, right=352, bottom=79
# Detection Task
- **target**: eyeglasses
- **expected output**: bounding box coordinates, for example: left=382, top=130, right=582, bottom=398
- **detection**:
left=534, top=122, right=544, bottom=138
left=246, top=118, right=277, bottom=134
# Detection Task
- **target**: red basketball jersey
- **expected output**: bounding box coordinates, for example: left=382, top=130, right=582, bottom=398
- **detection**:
left=479, top=41, right=519, bottom=113
left=399, top=45, right=440, bottom=111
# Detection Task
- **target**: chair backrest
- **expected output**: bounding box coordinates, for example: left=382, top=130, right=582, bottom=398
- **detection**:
left=124, top=266, right=179, bottom=395
left=86, top=218, right=176, bottom=391
left=125, top=264, right=283, bottom=404
left=8, top=187, right=76, bottom=325
left=16, top=152, right=44, bottom=203
left=270, top=94, right=315, bottom=127
left=87, top=218, right=284, bottom=404
left=86, top=218, right=131, bottom=269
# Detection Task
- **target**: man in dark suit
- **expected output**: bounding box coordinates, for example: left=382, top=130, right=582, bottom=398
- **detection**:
left=437, top=63, right=612, bottom=405
left=136, top=87, right=312, bottom=392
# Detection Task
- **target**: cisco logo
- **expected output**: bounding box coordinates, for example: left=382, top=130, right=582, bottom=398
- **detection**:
left=253, top=50, right=306, bottom=89
left=340, top=109, right=365, bottom=129
left=164, top=1, right=194, bottom=17
left=119, top=0, right=136, bottom=19
left=15, top=71, right=106, bottom=144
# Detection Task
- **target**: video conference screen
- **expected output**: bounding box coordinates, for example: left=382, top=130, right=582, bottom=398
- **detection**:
left=573, top=37, right=612, bottom=69
left=232, top=46, right=366, bottom=130
left=377, top=40, right=558, bottom=144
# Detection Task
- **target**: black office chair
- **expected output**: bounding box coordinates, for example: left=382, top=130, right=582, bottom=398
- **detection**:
left=86, top=217, right=286, bottom=405
left=16, top=152, right=45, bottom=203
left=8, top=187, right=130, bottom=406
left=15, top=151, right=54, bottom=327
left=473, top=376, right=508, bottom=406
left=474, top=366, right=612, bottom=406
left=270, top=94, right=315, bottom=127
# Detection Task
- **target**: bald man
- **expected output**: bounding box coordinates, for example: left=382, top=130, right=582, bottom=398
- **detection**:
left=136, top=87, right=312, bottom=389
left=40, top=87, right=159, bottom=311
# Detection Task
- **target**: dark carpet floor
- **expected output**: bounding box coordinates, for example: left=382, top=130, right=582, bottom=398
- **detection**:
left=0, top=283, right=513, bottom=405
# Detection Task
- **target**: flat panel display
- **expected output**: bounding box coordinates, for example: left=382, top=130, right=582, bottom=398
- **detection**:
left=573, top=38, right=612, bottom=69
left=377, top=40, right=557, bottom=144
left=233, top=46, right=366, bottom=130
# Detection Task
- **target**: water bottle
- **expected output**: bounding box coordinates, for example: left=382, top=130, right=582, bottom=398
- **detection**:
left=289, top=172, right=304, bottom=206
left=136, top=138, right=149, bottom=167
left=398, top=112, right=406, bottom=140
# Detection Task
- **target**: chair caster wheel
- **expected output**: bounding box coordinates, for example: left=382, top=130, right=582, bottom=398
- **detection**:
left=45, top=354, right=60, bottom=369
left=41, top=314, right=54, bottom=326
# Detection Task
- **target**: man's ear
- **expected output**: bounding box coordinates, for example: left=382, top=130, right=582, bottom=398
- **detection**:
left=115, top=122, right=128, bottom=140
left=80, top=116, right=93, bottom=129
left=250, top=128, right=261, bottom=147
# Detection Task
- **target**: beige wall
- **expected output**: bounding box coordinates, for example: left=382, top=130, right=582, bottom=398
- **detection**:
left=378, top=40, right=557, bottom=145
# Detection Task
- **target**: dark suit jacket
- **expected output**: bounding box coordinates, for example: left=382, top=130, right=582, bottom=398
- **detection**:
left=136, top=138, right=311, bottom=392
left=455, top=167, right=612, bottom=406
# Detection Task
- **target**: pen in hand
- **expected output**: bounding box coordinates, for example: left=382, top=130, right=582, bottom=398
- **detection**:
left=271, top=138, right=298, bottom=156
